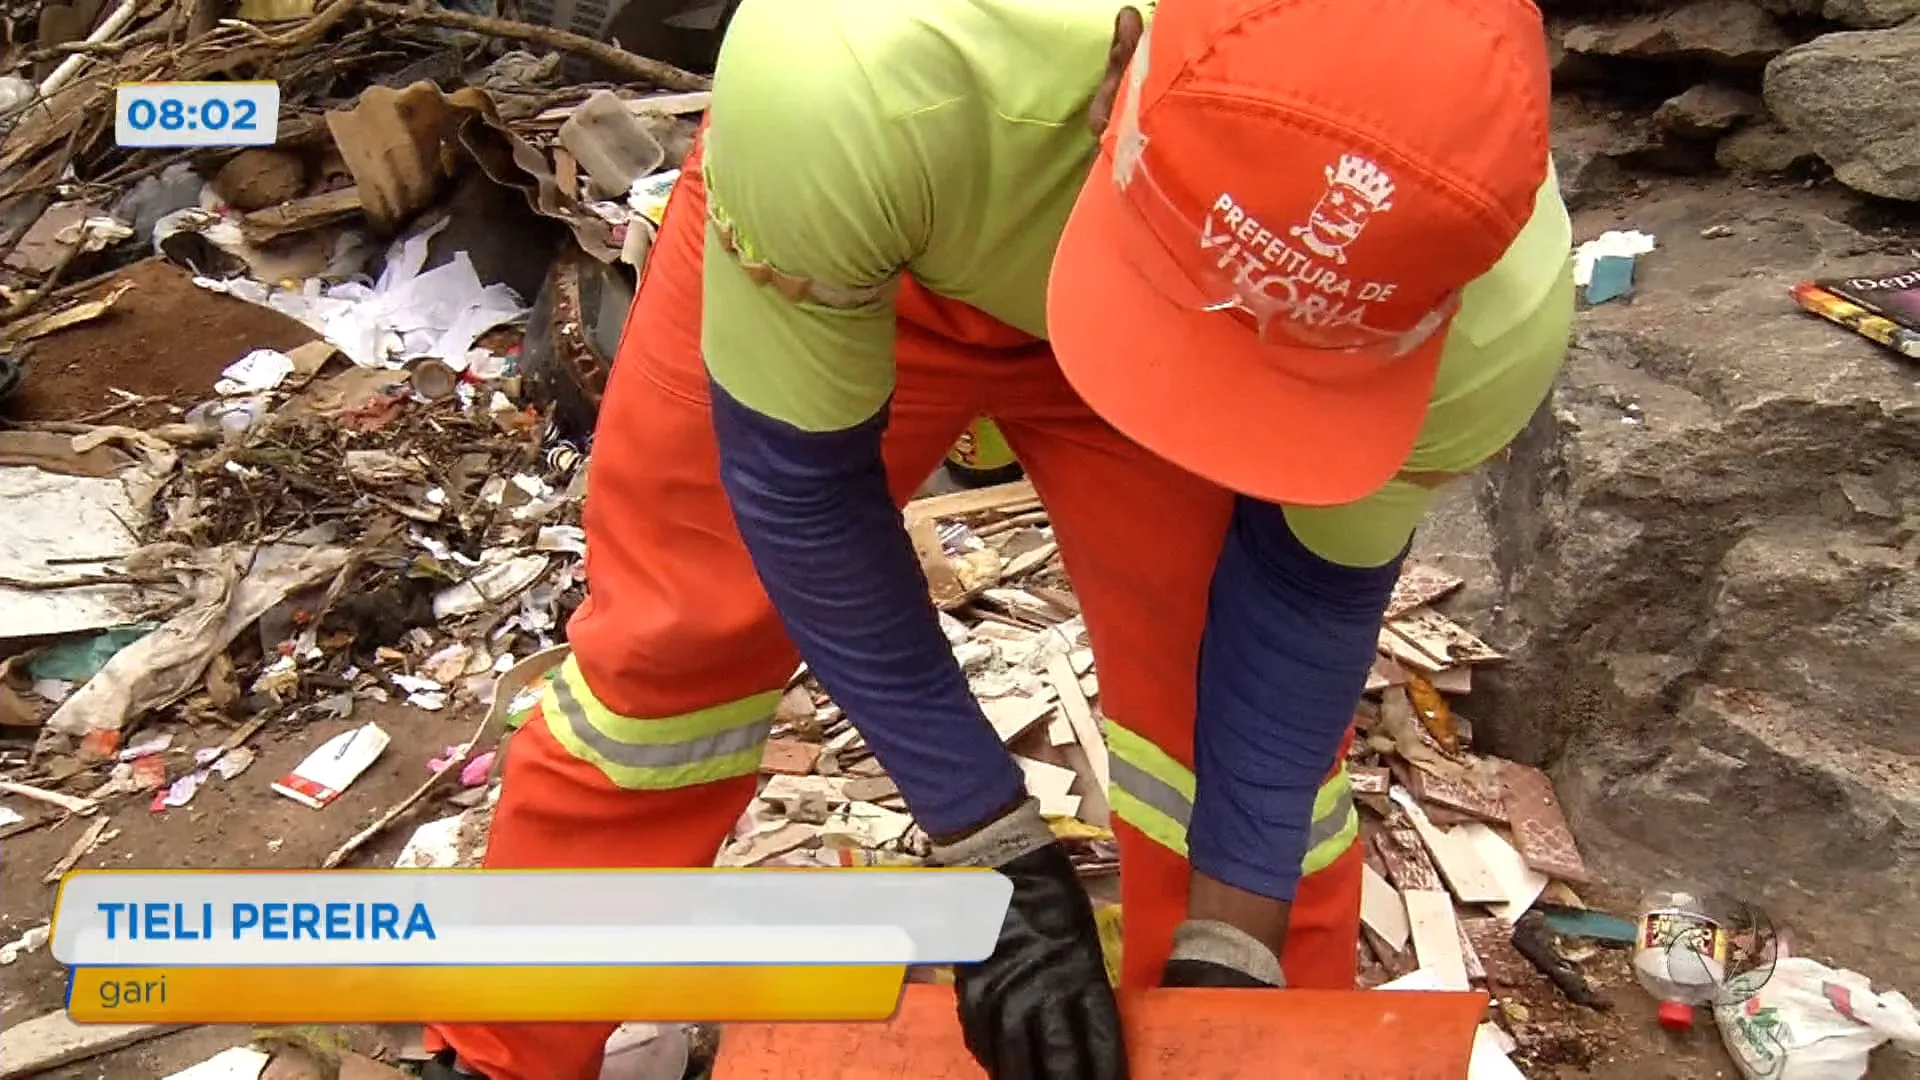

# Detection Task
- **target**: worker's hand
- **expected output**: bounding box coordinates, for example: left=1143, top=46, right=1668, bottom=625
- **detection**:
left=1159, top=919, right=1286, bottom=989
left=932, top=798, right=1128, bottom=1080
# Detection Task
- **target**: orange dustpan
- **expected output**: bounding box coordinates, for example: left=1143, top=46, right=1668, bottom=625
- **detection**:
left=714, top=983, right=1487, bottom=1079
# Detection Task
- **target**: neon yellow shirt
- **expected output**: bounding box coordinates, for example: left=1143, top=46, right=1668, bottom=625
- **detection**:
left=700, top=0, right=1573, bottom=568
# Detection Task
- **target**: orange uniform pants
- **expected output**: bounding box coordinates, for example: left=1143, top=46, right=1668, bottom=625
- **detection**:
left=429, top=142, right=1362, bottom=1080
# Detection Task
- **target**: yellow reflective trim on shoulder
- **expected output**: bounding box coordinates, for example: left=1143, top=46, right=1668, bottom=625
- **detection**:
left=541, top=656, right=780, bottom=791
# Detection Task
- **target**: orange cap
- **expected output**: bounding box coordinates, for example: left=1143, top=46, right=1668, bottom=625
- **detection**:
left=1048, top=0, right=1551, bottom=506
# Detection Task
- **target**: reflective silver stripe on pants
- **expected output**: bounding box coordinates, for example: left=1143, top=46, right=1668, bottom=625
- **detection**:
left=550, top=674, right=774, bottom=767
left=1108, top=755, right=1193, bottom=829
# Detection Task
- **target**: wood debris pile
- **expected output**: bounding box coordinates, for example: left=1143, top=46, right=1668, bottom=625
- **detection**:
left=712, top=478, right=1618, bottom=1071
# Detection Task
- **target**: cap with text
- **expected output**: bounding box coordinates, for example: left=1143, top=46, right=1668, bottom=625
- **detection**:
left=1048, top=0, right=1552, bottom=506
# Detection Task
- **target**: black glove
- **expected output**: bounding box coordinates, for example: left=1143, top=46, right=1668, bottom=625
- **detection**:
left=933, top=798, right=1128, bottom=1080
left=1159, top=919, right=1285, bottom=989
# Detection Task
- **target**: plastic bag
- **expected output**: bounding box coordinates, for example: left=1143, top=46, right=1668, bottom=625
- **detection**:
left=1715, top=956, right=1920, bottom=1080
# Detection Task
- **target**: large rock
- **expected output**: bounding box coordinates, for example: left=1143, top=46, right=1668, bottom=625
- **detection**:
left=1817, top=0, right=1920, bottom=27
left=1715, top=119, right=1820, bottom=176
left=1563, top=0, right=1793, bottom=69
left=1653, top=83, right=1763, bottom=139
left=1554, top=99, right=1719, bottom=193
left=1766, top=27, right=1920, bottom=202
left=1454, top=181, right=1920, bottom=987
left=1759, top=0, right=1920, bottom=23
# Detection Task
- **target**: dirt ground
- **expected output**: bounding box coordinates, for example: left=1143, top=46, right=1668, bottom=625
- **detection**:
left=8, top=258, right=318, bottom=428
left=0, top=699, right=482, bottom=1078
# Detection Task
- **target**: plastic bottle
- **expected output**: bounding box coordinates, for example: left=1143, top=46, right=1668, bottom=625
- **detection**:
left=1634, top=890, right=1730, bottom=1032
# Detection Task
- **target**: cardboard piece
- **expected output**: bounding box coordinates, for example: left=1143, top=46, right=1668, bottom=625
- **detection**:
left=714, top=984, right=1486, bottom=1079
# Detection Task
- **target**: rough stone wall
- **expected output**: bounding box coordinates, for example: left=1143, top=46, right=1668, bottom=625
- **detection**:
left=1433, top=172, right=1920, bottom=986
left=1543, top=0, right=1920, bottom=204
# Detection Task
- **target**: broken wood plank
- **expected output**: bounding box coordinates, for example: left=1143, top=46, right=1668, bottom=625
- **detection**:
left=1387, top=607, right=1504, bottom=666
left=1058, top=741, right=1111, bottom=827
left=1360, top=864, right=1410, bottom=953
left=1496, top=760, right=1591, bottom=884
left=1427, top=666, right=1472, bottom=695
left=241, top=185, right=363, bottom=243
left=1389, top=789, right=1506, bottom=905
left=1017, top=756, right=1081, bottom=818
left=983, top=587, right=1072, bottom=623
left=907, top=516, right=967, bottom=608
left=1002, top=540, right=1058, bottom=580
left=1403, top=890, right=1471, bottom=991
left=0, top=779, right=97, bottom=815
left=1045, top=713, right=1076, bottom=746
left=0, top=1012, right=183, bottom=1079
left=982, top=694, right=1056, bottom=744
left=904, top=480, right=1037, bottom=527
left=1378, top=627, right=1447, bottom=675
left=1366, top=653, right=1409, bottom=693
left=41, top=815, right=109, bottom=884
left=1386, top=565, right=1465, bottom=620
left=1046, top=653, right=1108, bottom=792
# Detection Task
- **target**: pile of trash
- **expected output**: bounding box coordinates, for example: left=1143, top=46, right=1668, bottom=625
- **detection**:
left=0, top=0, right=717, bottom=813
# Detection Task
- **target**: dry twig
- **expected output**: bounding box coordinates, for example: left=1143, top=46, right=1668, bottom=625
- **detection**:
left=350, top=0, right=710, bottom=90
left=321, top=708, right=486, bottom=869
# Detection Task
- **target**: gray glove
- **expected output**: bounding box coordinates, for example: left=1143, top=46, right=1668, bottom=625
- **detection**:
left=1159, top=919, right=1286, bottom=988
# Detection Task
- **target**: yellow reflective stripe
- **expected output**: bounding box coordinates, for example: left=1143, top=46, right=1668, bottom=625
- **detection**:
left=543, top=656, right=780, bottom=790
left=1106, top=718, right=1358, bottom=874
left=1104, top=719, right=1196, bottom=800
left=1105, top=718, right=1197, bottom=856
left=1302, top=774, right=1360, bottom=876
left=1108, top=781, right=1191, bottom=858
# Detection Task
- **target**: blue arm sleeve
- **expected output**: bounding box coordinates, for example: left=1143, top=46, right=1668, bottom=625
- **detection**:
left=710, top=380, right=1025, bottom=838
left=1188, top=496, right=1405, bottom=901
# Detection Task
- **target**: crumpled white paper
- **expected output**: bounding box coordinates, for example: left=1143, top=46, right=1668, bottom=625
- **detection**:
left=214, top=348, right=296, bottom=396
left=194, top=218, right=527, bottom=370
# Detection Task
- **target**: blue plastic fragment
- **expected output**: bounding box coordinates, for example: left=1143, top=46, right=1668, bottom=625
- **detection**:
left=1542, top=907, right=1639, bottom=944
left=1584, top=254, right=1637, bottom=305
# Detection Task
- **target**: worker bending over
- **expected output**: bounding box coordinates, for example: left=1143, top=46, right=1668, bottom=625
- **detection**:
left=427, top=0, right=1573, bottom=1075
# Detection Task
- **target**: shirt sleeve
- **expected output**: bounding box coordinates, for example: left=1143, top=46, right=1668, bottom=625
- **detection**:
left=700, top=6, right=1023, bottom=839
left=1186, top=173, right=1577, bottom=901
